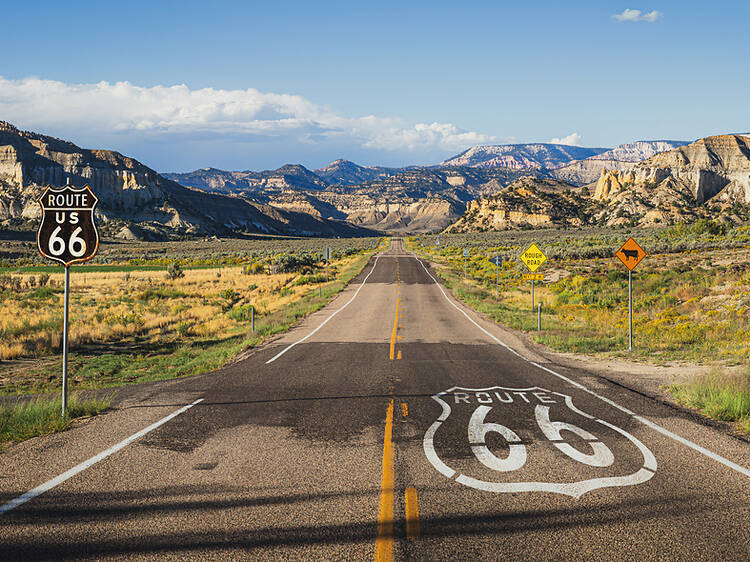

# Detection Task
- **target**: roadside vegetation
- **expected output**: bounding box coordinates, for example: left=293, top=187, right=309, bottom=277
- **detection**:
left=0, top=394, right=111, bottom=451
left=0, top=236, right=384, bottom=395
left=408, top=222, right=750, bottom=434
left=669, top=369, right=750, bottom=434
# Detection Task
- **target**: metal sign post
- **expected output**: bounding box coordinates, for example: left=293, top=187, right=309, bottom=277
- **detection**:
left=490, top=255, right=502, bottom=299
left=537, top=303, right=542, bottom=332
left=615, top=237, right=646, bottom=352
left=325, top=247, right=331, bottom=282
left=628, top=270, right=633, bottom=350
left=62, top=265, right=70, bottom=413
left=463, top=248, right=469, bottom=279
left=37, top=181, right=99, bottom=416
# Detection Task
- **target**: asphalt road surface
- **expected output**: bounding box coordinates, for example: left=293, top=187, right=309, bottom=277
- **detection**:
left=1, top=239, right=749, bottom=560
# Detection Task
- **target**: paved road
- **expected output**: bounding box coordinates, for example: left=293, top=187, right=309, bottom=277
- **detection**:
left=1, top=239, right=749, bottom=560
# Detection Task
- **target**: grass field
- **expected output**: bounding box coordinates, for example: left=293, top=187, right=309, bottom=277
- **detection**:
left=409, top=223, right=749, bottom=362
left=408, top=222, right=750, bottom=434
left=0, top=236, right=383, bottom=395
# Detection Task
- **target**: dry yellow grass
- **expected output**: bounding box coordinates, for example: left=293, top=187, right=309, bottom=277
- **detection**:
left=0, top=255, right=361, bottom=361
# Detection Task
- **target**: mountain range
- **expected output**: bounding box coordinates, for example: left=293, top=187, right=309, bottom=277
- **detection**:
left=2, top=119, right=746, bottom=239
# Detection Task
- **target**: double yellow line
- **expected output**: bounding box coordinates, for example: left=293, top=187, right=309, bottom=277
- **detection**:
left=375, top=400, right=420, bottom=561
left=376, top=259, right=419, bottom=560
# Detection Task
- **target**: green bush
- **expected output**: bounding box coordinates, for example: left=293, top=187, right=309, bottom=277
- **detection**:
left=275, top=253, right=317, bottom=273
left=166, top=262, right=185, bottom=280
left=228, top=304, right=255, bottom=322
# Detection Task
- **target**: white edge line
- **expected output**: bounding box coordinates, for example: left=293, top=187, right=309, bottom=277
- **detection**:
left=0, top=398, right=204, bottom=516
left=265, top=253, right=382, bottom=364
left=412, top=253, right=750, bottom=478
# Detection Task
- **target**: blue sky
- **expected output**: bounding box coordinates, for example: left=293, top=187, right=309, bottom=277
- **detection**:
left=1, top=0, right=748, bottom=171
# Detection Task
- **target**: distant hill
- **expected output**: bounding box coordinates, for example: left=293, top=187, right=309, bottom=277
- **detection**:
left=0, top=121, right=377, bottom=239
left=313, top=159, right=399, bottom=186
left=588, top=140, right=689, bottom=162
left=163, top=163, right=327, bottom=194
left=551, top=140, right=689, bottom=185
left=440, top=143, right=608, bottom=169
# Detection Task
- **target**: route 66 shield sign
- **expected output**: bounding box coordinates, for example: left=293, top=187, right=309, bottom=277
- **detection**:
left=423, top=386, right=657, bottom=498
left=37, top=184, right=100, bottom=267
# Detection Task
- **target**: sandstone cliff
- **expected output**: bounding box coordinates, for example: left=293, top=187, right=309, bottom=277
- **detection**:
left=593, top=136, right=750, bottom=205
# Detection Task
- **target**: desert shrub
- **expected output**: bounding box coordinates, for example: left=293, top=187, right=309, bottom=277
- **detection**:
left=294, top=273, right=328, bottom=286
left=25, top=287, right=60, bottom=300
left=228, top=304, right=254, bottom=322
left=275, top=253, right=317, bottom=273
left=243, top=263, right=266, bottom=275
left=220, top=288, right=241, bottom=311
left=166, top=262, right=185, bottom=280
left=691, top=218, right=726, bottom=236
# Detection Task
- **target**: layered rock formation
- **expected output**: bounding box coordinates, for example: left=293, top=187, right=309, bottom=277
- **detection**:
left=594, top=136, right=750, bottom=205
left=446, top=177, right=592, bottom=232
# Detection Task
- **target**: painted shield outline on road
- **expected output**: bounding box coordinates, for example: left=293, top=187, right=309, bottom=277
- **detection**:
left=423, top=386, right=657, bottom=498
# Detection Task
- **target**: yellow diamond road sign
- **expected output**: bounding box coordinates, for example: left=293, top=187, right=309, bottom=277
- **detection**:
left=519, top=243, right=547, bottom=272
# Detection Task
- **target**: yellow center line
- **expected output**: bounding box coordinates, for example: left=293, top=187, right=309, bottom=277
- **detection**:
left=389, top=296, right=400, bottom=360
left=405, top=487, right=421, bottom=540
left=375, top=400, right=395, bottom=562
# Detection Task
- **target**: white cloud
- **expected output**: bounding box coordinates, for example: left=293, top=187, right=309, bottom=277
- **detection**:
left=612, top=9, right=662, bottom=22
left=550, top=133, right=583, bottom=146
left=0, top=76, right=493, bottom=156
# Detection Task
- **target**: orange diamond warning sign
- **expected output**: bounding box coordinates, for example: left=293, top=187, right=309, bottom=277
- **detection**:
left=616, top=237, right=646, bottom=271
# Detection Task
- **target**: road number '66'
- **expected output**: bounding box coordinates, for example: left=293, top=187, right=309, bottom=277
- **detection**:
left=468, top=405, right=615, bottom=472
left=48, top=226, right=87, bottom=258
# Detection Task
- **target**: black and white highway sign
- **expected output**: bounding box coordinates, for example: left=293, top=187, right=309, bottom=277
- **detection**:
left=37, top=184, right=99, bottom=267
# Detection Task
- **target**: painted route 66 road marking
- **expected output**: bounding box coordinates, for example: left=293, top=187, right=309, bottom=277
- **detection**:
left=423, top=386, right=657, bottom=498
